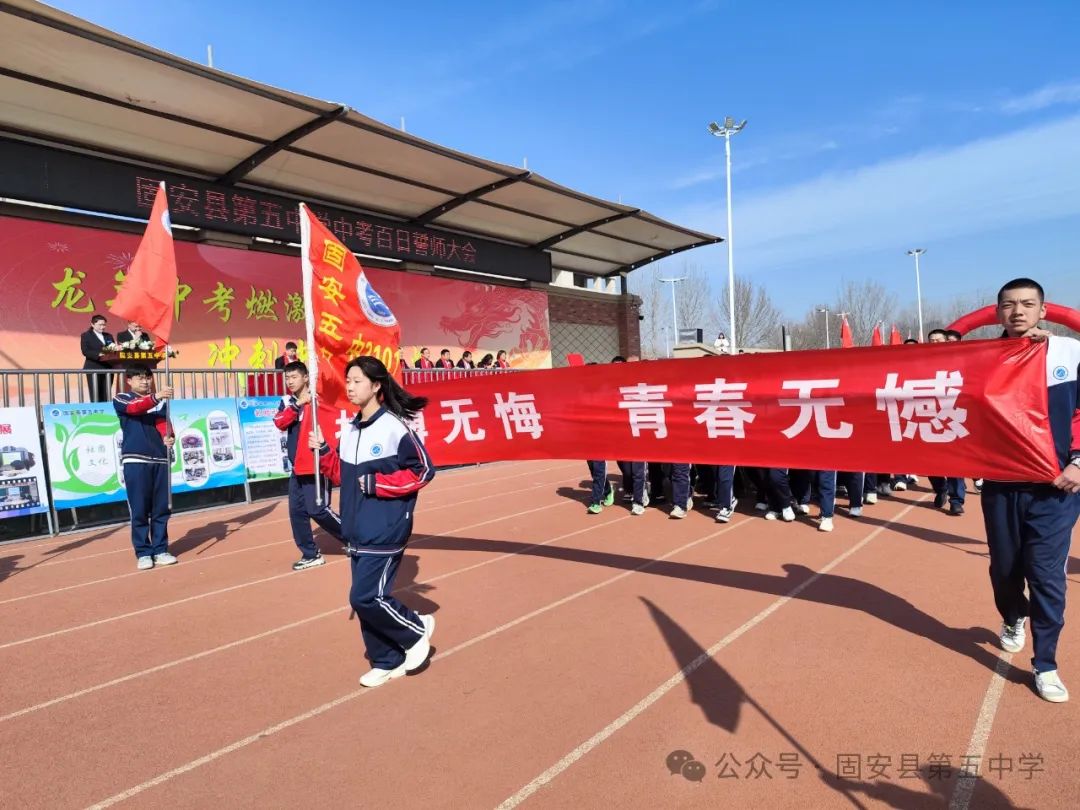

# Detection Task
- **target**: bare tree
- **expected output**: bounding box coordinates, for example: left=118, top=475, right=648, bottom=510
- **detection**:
left=672, top=262, right=715, bottom=342
left=628, top=266, right=666, bottom=358
left=716, top=274, right=783, bottom=349
left=834, top=279, right=898, bottom=346
left=787, top=279, right=898, bottom=350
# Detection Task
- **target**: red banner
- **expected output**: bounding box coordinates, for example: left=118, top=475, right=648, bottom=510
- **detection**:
left=407, top=340, right=1059, bottom=482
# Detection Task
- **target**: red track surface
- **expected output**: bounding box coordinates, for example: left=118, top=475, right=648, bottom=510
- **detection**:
left=1, top=461, right=1077, bottom=809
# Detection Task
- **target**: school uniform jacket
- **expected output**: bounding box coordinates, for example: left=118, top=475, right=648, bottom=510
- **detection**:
left=113, top=392, right=172, bottom=464
left=1045, top=336, right=1080, bottom=473
left=273, top=395, right=317, bottom=475
left=319, top=407, right=435, bottom=553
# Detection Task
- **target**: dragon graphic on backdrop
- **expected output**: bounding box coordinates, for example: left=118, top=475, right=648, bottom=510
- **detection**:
left=438, top=285, right=550, bottom=362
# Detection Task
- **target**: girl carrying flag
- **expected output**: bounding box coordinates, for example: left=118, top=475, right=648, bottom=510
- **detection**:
left=310, top=356, right=437, bottom=688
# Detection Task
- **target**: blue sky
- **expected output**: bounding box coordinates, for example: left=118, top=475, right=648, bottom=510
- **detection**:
left=49, top=0, right=1080, bottom=318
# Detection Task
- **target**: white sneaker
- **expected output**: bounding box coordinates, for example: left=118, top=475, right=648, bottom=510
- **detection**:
left=403, top=614, right=435, bottom=671
left=153, top=552, right=178, bottom=566
left=819, top=517, right=834, bottom=532
left=796, top=503, right=811, bottom=515
left=849, top=507, right=863, bottom=518
left=864, top=492, right=878, bottom=505
left=716, top=507, right=734, bottom=523
left=359, top=664, right=407, bottom=688
left=631, top=503, right=645, bottom=516
left=1000, top=617, right=1026, bottom=653
left=893, top=481, right=908, bottom=491
left=781, top=507, right=796, bottom=522
left=136, top=556, right=153, bottom=571
left=685, top=497, right=694, bottom=511
left=670, top=506, right=687, bottom=519
left=1034, top=670, right=1069, bottom=703
left=764, top=510, right=779, bottom=521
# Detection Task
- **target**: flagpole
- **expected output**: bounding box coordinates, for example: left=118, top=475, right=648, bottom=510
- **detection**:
left=165, top=344, right=173, bottom=510
left=299, top=204, right=323, bottom=506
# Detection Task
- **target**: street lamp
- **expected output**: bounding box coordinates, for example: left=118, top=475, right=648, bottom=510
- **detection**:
left=817, top=306, right=830, bottom=349
left=906, top=248, right=926, bottom=342
left=659, top=277, right=686, bottom=357
left=708, top=117, right=747, bottom=356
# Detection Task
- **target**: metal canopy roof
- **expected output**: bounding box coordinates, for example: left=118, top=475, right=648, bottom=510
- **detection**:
left=0, top=0, right=721, bottom=279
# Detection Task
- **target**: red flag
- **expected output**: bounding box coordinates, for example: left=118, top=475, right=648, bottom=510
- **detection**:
left=871, top=323, right=883, bottom=346
left=300, top=203, right=401, bottom=432
left=840, top=316, right=854, bottom=348
left=890, top=324, right=903, bottom=345
left=109, top=182, right=178, bottom=346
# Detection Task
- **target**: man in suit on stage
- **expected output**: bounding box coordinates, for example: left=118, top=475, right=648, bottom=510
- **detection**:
left=80, top=313, right=115, bottom=402
left=116, top=321, right=152, bottom=348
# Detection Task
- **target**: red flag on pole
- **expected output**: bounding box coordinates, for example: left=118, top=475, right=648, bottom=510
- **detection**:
left=889, top=324, right=903, bottom=345
left=300, top=202, right=401, bottom=422
left=840, top=316, right=854, bottom=348
left=871, top=322, right=883, bottom=346
left=109, top=182, right=178, bottom=347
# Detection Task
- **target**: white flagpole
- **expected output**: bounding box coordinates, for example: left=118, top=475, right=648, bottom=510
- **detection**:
left=164, top=342, right=173, bottom=510
left=299, top=204, right=323, bottom=506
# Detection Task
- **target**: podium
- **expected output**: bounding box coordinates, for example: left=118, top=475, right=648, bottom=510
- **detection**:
left=100, top=349, right=166, bottom=369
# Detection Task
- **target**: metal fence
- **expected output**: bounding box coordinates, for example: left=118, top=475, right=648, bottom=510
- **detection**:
left=1, top=366, right=521, bottom=412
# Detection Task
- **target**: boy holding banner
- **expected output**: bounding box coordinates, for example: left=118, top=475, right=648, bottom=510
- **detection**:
left=983, top=278, right=1080, bottom=703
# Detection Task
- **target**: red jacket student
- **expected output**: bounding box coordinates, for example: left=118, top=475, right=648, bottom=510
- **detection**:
left=273, top=359, right=344, bottom=570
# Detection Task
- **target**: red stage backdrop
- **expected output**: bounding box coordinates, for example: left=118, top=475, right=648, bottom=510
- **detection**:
left=0, top=216, right=551, bottom=371
left=408, top=339, right=1060, bottom=482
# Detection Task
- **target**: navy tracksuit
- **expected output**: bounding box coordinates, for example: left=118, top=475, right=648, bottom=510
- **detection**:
left=617, top=460, right=648, bottom=505
left=671, top=463, right=692, bottom=508
left=113, top=390, right=172, bottom=558
left=930, top=476, right=966, bottom=508
left=713, top=465, right=736, bottom=510
left=274, top=394, right=344, bottom=559
left=320, top=407, right=436, bottom=670
left=586, top=460, right=614, bottom=506
left=791, top=470, right=838, bottom=518
left=981, top=337, right=1080, bottom=673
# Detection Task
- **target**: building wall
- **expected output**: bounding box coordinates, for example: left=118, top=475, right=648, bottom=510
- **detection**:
left=547, top=286, right=642, bottom=365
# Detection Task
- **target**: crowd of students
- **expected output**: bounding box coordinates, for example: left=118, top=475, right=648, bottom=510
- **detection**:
left=106, top=277, right=1078, bottom=705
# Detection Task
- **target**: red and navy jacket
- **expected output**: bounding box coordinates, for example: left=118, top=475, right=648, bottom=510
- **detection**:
left=415, top=357, right=434, bottom=369
left=436, top=358, right=454, bottom=369
left=113, top=392, right=172, bottom=464
left=273, top=394, right=317, bottom=475
left=1045, top=336, right=1080, bottom=473
left=318, top=407, right=435, bottom=552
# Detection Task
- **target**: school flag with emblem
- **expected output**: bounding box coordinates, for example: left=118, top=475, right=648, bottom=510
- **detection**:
left=299, top=204, right=402, bottom=472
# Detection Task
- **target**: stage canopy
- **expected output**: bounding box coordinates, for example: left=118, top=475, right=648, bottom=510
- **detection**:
left=0, top=0, right=720, bottom=280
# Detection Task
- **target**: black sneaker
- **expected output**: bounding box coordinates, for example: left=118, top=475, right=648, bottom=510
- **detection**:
left=949, top=503, right=965, bottom=516
left=934, top=492, right=947, bottom=509
left=292, top=554, right=326, bottom=571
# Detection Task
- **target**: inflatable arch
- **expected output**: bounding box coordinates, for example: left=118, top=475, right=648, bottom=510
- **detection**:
left=946, top=302, right=1080, bottom=336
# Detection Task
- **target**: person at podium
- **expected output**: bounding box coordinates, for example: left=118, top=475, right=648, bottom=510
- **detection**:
left=80, top=313, right=115, bottom=402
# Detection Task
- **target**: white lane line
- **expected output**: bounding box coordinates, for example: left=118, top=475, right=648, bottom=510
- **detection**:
left=1, top=513, right=633, bottom=723
left=0, top=499, right=577, bottom=650
left=0, top=473, right=583, bottom=603
left=84, top=516, right=756, bottom=808
left=496, top=500, right=923, bottom=809
left=947, top=652, right=1014, bottom=810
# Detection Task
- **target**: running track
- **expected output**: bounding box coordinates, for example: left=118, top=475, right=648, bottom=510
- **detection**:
left=0, top=460, right=1076, bottom=809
